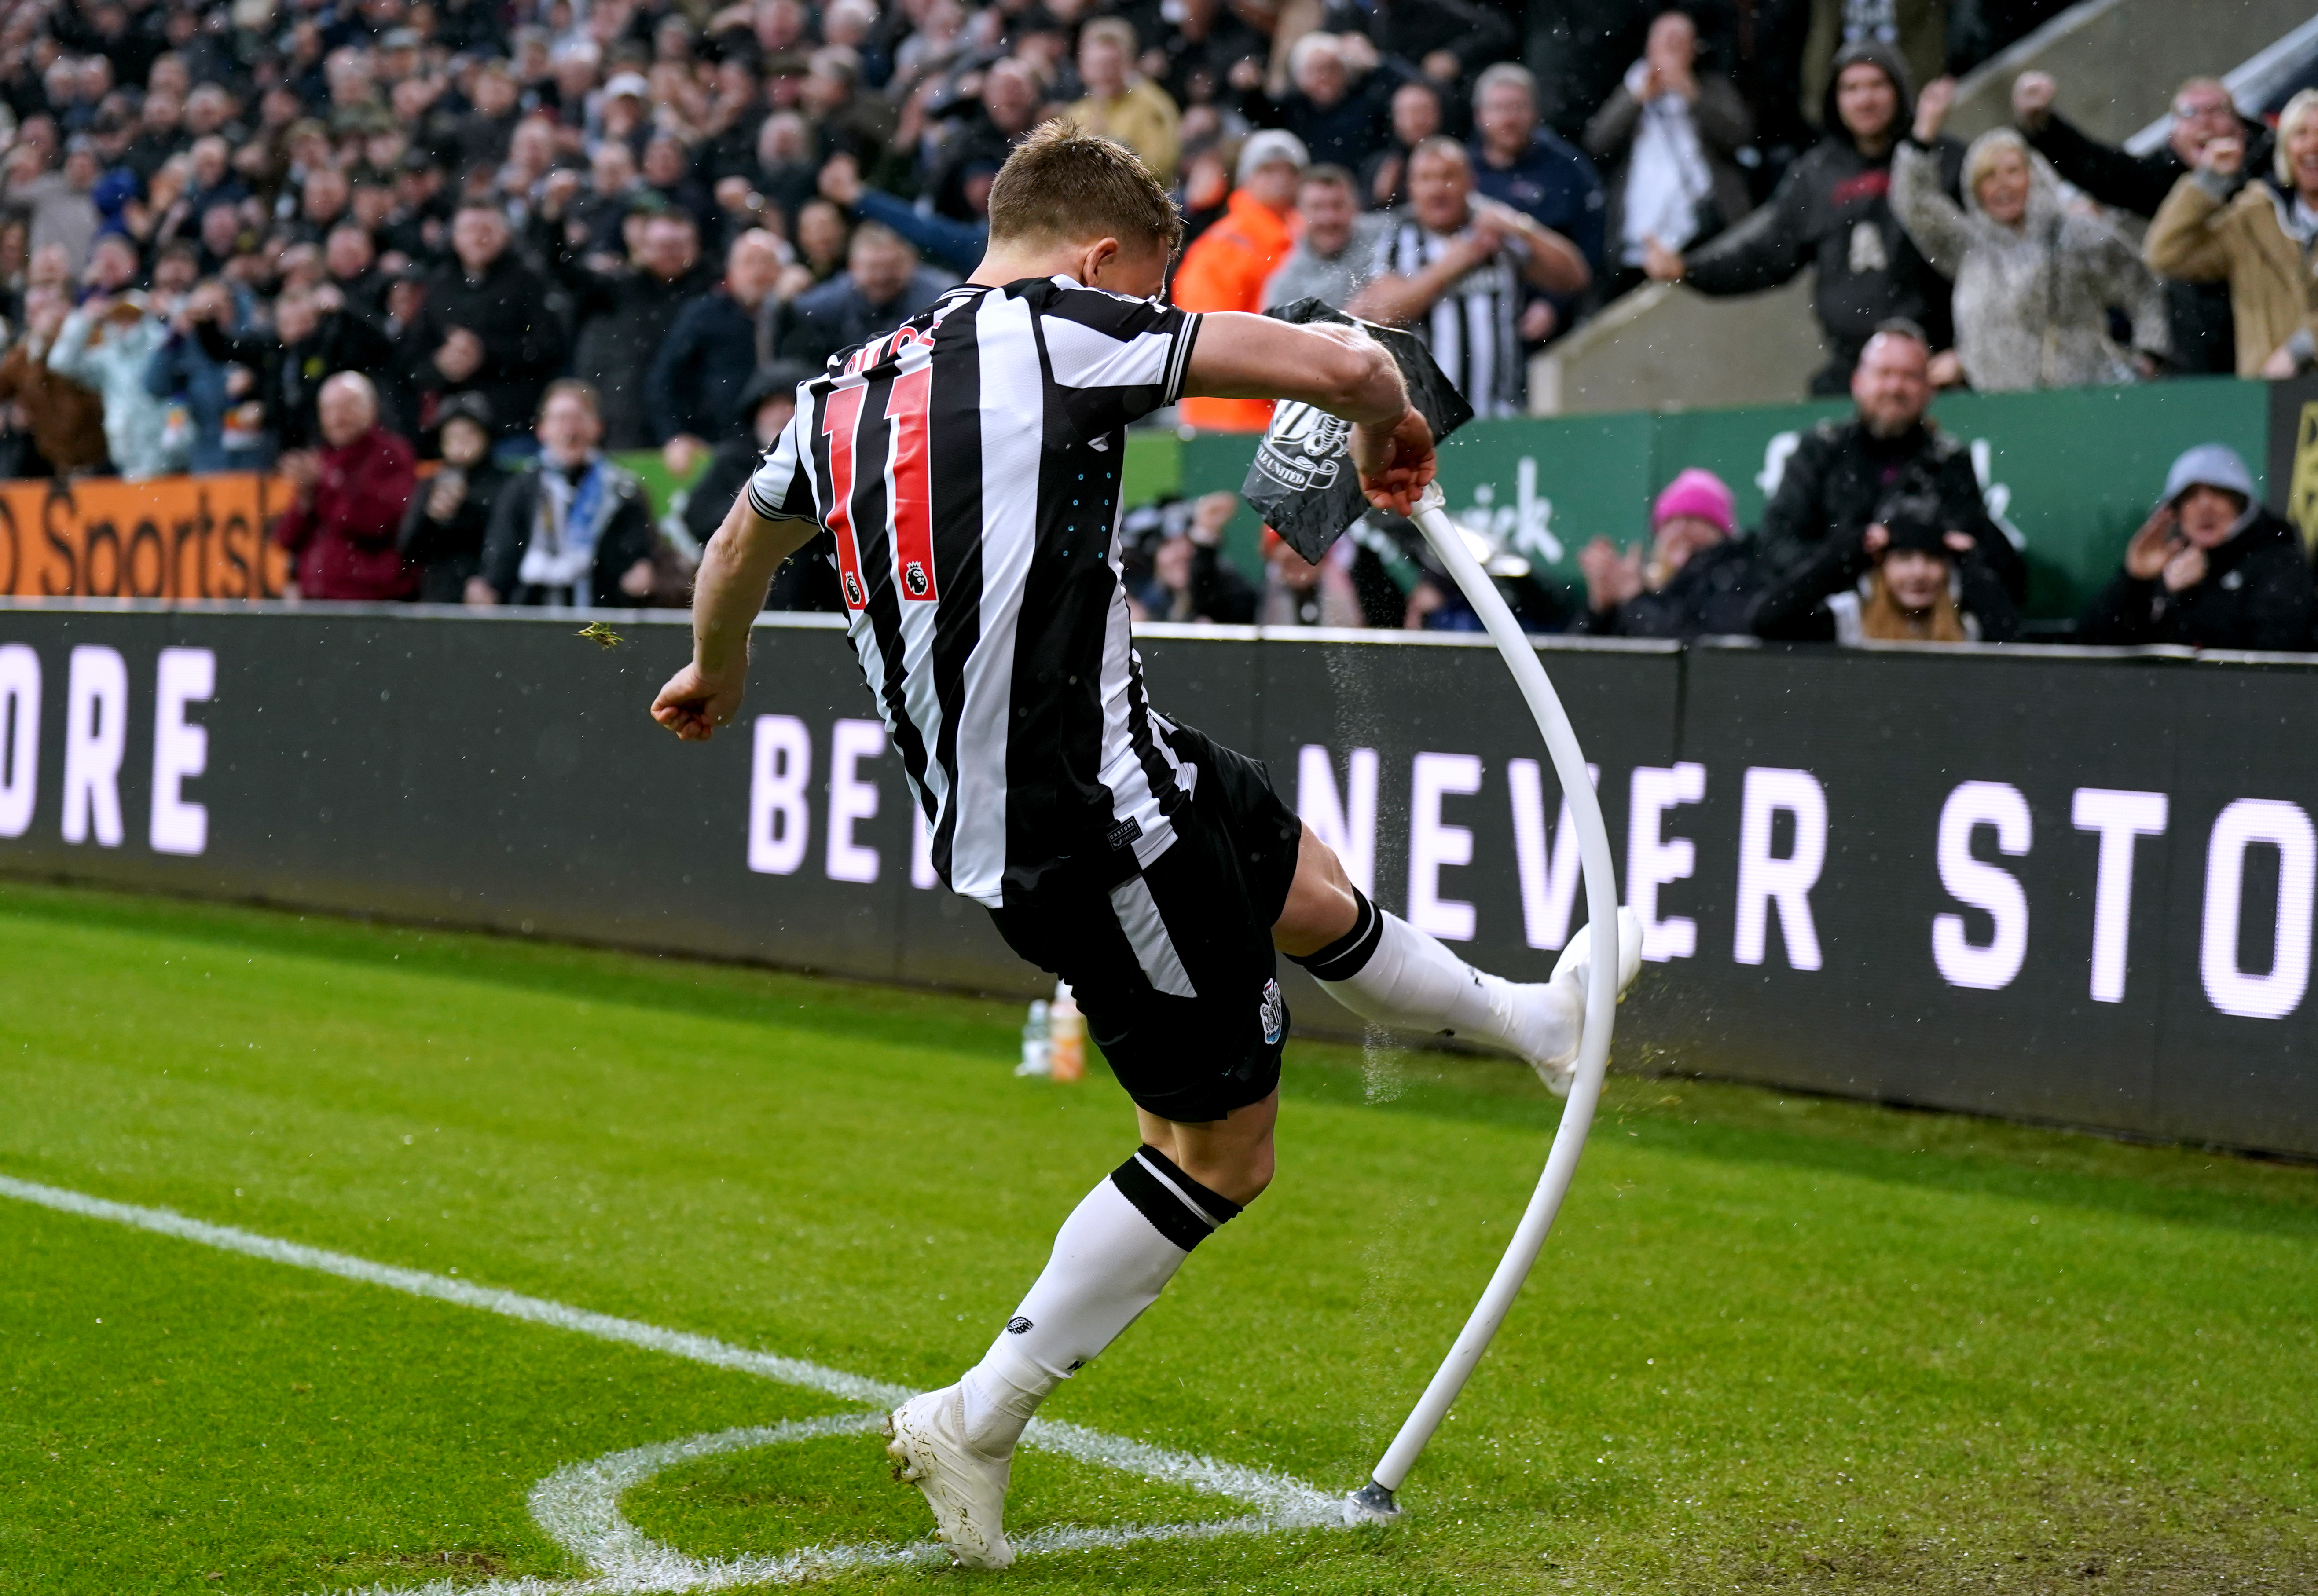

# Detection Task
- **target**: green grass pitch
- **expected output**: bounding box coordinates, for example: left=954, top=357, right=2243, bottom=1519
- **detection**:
left=2, top=879, right=2315, bottom=1595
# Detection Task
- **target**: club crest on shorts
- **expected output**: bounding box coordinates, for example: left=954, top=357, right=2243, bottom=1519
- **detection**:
left=1258, top=977, right=1284, bottom=1045
left=1005, top=1315, right=1033, bottom=1335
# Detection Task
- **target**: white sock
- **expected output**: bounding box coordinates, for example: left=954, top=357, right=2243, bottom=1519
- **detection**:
left=957, top=1149, right=1240, bottom=1457
left=1297, top=894, right=1578, bottom=1065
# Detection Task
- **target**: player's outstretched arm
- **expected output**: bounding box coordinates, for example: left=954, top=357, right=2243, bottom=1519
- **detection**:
left=650, top=494, right=819, bottom=741
left=1182, top=313, right=1436, bottom=514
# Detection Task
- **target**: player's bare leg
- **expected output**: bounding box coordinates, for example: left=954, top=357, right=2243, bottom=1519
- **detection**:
left=1275, top=825, right=1641, bottom=1093
left=890, top=1098, right=1270, bottom=1569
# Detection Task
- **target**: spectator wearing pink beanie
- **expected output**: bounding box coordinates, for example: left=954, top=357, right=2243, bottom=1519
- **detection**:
left=1578, top=466, right=1764, bottom=638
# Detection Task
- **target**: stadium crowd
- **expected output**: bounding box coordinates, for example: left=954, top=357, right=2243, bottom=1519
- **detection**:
left=0, top=0, right=2310, bottom=646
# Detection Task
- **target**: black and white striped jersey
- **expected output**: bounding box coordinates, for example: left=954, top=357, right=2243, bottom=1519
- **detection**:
left=1369, top=216, right=1524, bottom=418
left=747, top=276, right=1204, bottom=909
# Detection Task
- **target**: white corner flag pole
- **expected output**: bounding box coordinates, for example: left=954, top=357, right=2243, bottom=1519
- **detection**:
left=1343, top=482, right=1625, bottom=1524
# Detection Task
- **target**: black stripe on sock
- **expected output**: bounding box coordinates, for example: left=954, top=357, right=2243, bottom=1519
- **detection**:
left=1289, top=888, right=1382, bottom=982
left=1109, top=1155, right=1214, bottom=1252
left=1135, top=1144, right=1244, bottom=1226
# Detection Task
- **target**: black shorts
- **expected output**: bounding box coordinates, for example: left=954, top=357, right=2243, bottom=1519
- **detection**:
left=987, top=720, right=1303, bottom=1124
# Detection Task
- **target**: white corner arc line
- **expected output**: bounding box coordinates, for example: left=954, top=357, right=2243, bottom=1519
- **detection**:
left=0, top=1173, right=1346, bottom=1592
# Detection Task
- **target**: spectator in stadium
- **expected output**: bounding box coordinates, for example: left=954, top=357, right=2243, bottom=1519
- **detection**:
left=398, top=392, right=507, bottom=606
left=1261, top=527, right=1365, bottom=628
left=48, top=291, right=179, bottom=480
left=1758, top=322, right=2023, bottom=599
left=817, top=151, right=985, bottom=277
left=1129, top=494, right=1259, bottom=624
left=471, top=380, right=657, bottom=611
left=919, top=57, right=1038, bottom=225
left=2078, top=444, right=2314, bottom=651
left=1647, top=42, right=1964, bottom=395
left=772, top=221, right=951, bottom=372
left=2145, top=90, right=2318, bottom=382
left=146, top=273, right=267, bottom=474
left=1751, top=489, right=2019, bottom=644
left=7, top=135, right=99, bottom=271
left=1583, top=11, right=1754, bottom=300
left=1362, top=78, right=1443, bottom=211
left=1577, top=468, right=1764, bottom=638
left=650, top=229, right=788, bottom=473
left=1173, top=130, right=1307, bottom=432
left=0, top=284, right=106, bottom=475
left=1469, top=62, right=1607, bottom=331
left=407, top=201, right=566, bottom=444
left=1271, top=33, right=1397, bottom=175
left=1349, top=138, right=1591, bottom=417
left=271, top=372, right=419, bottom=604
left=1895, top=84, right=2168, bottom=391
left=1059, top=19, right=1181, bottom=185
left=2013, top=71, right=2265, bottom=375
left=1262, top=165, right=1385, bottom=310
left=546, top=200, right=712, bottom=451
left=190, top=279, right=394, bottom=454
left=679, top=361, right=839, bottom=613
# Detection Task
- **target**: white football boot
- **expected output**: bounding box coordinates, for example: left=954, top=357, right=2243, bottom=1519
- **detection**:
left=1532, top=905, right=1645, bottom=1097
left=886, top=1386, right=1016, bottom=1570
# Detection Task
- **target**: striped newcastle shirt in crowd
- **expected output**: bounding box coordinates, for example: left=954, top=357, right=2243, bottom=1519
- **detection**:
left=1369, top=214, right=1526, bottom=418
left=747, top=277, right=1204, bottom=909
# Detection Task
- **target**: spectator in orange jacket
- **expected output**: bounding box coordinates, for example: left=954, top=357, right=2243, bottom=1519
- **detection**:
left=1173, top=130, right=1306, bottom=432
left=271, top=372, right=420, bottom=602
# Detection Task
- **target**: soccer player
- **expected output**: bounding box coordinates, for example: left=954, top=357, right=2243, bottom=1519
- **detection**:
left=651, top=122, right=1640, bottom=1570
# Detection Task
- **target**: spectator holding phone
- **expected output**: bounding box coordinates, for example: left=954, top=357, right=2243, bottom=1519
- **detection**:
left=2078, top=444, right=2314, bottom=651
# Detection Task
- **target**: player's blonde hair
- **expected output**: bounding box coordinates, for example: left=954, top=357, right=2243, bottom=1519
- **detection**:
left=986, top=121, right=1183, bottom=255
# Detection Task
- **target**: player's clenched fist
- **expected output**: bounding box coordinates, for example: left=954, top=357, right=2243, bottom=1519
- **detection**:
left=651, top=662, right=745, bottom=740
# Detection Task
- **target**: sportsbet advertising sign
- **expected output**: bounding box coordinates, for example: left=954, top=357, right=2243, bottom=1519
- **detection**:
left=2, top=604, right=2315, bottom=1160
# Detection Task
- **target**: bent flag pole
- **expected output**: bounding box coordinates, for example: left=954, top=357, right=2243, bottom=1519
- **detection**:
left=1238, top=302, right=1623, bottom=1521
left=1342, top=483, right=1624, bottom=1522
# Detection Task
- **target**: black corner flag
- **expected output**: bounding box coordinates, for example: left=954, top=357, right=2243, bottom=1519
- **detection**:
left=1237, top=298, right=1475, bottom=564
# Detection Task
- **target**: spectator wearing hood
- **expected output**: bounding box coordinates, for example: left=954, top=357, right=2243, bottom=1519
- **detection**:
left=2079, top=444, right=2314, bottom=652
left=2013, top=71, right=2266, bottom=375
left=1752, top=489, right=2019, bottom=644
left=398, top=393, right=508, bottom=605
left=1647, top=41, right=1964, bottom=395
left=2146, top=89, right=2318, bottom=382
left=49, top=291, right=180, bottom=481
left=679, top=362, right=841, bottom=614
left=271, top=373, right=420, bottom=603
left=1584, top=12, right=1753, bottom=298
left=649, top=229, right=787, bottom=468
left=1174, top=130, right=1307, bottom=432
left=1894, top=86, right=2167, bottom=391
left=473, top=380, right=657, bottom=610
left=1578, top=468, right=1765, bottom=638
left=1758, top=323, right=2023, bottom=599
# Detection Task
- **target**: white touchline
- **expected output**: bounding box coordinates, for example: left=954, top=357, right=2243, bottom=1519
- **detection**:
left=0, top=1173, right=1343, bottom=1594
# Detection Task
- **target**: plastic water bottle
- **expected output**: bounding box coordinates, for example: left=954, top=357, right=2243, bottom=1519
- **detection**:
left=1049, top=982, right=1085, bottom=1083
left=1015, top=999, right=1052, bottom=1077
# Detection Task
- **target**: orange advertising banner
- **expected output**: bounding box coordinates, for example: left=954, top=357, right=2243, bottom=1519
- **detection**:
left=0, top=472, right=295, bottom=600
